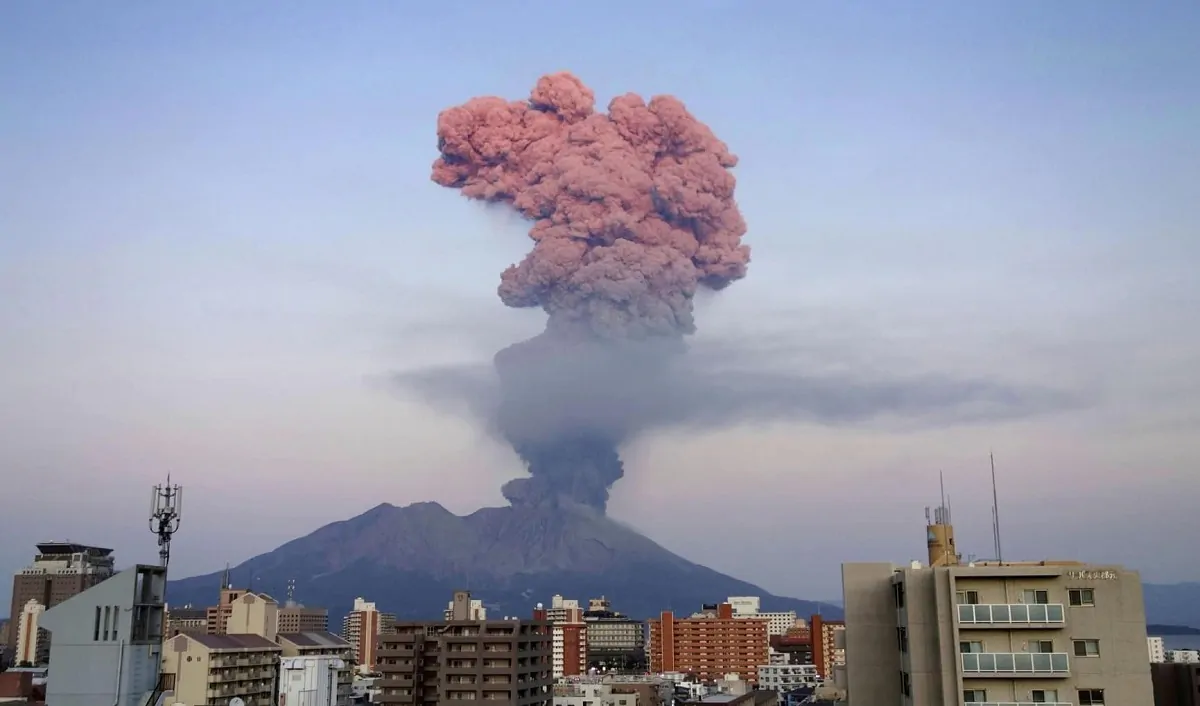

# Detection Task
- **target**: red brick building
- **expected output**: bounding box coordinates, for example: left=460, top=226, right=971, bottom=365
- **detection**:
left=810, top=614, right=845, bottom=679
left=648, top=603, right=768, bottom=683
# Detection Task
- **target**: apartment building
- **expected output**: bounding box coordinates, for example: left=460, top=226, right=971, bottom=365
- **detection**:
left=726, top=597, right=798, bottom=636
left=206, top=586, right=250, bottom=635
left=842, top=560, right=1155, bottom=705
left=1152, top=661, right=1200, bottom=706
left=7, top=542, right=116, bottom=654
left=757, top=664, right=821, bottom=692
left=343, top=597, right=396, bottom=672
left=582, top=598, right=645, bottom=671
left=39, top=564, right=167, bottom=706
left=647, top=603, right=769, bottom=683
left=162, top=632, right=282, bottom=706
left=13, top=600, right=47, bottom=666
left=278, top=631, right=355, bottom=705
left=280, top=604, right=329, bottom=633
left=534, top=601, right=587, bottom=678
left=443, top=596, right=487, bottom=621
left=375, top=590, right=553, bottom=706
left=1148, top=636, right=1166, bottom=663
left=166, top=606, right=209, bottom=637
left=809, top=614, right=844, bottom=679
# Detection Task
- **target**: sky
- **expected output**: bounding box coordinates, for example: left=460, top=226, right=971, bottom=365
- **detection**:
left=1, top=1, right=1198, bottom=612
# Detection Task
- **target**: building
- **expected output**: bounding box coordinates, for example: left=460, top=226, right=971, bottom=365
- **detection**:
left=534, top=600, right=587, bottom=678
left=14, top=599, right=47, bottom=666
left=206, top=585, right=251, bottom=635
left=808, top=615, right=844, bottom=679
left=546, top=595, right=581, bottom=624
left=278, top=632, right=355, bottom=705
left=756, top=664, right=821, bottom=692
left=726, top=597, right=797, bottom=637
left=279, top=655, right=347, bottom=706
left=583, top=598, right=645, bottom=671
left=769, top=625, right=813, bottom=666
left=443, top=596, right=487, bottom=621
left=840, top=499, right=1155, bottom=706
left=280, top=604, right=329, bottom=633
left=1148, top=636, right=1166, bottom=663
left=38, top=564, right=167, bottom=706
left=1170, top=649, right=1200, bottom=663
left=1152, top=661, right=1200, bottom=706
left=226, top=591, right=279, bottom=643
left=375, top=590, right=552, bottom=706
left=342, top=597, right=396, bottom=673
left=647, top=603, right=768, bottom=683
left=162, top=632, right=282, bottom=706
left=165, top=606, right=208, bottom=637
left=6, top=542, right=116, bottom=655
left=553, top=675, right=673, bottom=706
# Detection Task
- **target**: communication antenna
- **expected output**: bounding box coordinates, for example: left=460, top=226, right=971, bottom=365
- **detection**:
left=990, top=451, right=1004, bottom=563
left=287, top=579, right=296, bottom=603
left=149, top=476, right=183, bottom=568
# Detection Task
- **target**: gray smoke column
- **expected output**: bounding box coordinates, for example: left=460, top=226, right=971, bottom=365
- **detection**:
left=432, top=72, right=749, bottom=512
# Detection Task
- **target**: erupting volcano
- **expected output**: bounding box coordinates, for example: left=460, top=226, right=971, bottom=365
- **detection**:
left=432, top=72, right=749, bottom=512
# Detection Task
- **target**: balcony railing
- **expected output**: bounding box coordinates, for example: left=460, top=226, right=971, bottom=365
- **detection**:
left=961, top=652, right=1070, bottom=675
left=958, top=603, right=1065, bottom=625
left=974, top=702, right=1072, bottom=706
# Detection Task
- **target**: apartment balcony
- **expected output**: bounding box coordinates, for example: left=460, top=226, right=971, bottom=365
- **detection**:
left=960, top=652, right=1070, bottom=677
left=974, top=703, right=1072, bottom=706
left=957, top=603, right=1065, bottom=627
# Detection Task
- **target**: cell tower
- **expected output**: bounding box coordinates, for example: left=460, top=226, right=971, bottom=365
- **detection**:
left=149, top=476, right=184, bottom=568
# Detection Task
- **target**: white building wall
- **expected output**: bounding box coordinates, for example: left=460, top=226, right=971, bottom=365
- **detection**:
left=1148, top=636, right=1166, bottom=663
left=16, top=599, right=45, bottom=664
left=279, top=655, right=345, bottom=706
left=1168, top=649, right=1200, bottom=664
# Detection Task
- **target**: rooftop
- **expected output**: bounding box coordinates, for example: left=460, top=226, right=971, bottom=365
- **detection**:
left=185, top=633, right=282, bottom=651
left=277, top=631, right=351, bottom=648
left=35, top=542, right=113, bottom=556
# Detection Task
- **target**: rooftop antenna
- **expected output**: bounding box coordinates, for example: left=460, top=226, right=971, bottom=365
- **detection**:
left=287, top=579, right=296, bottom=604
left=149, top=475, right=183, bottom=569
left=990, top=451, right=1004, bottom=564
left=220, top=563, right=230, bottom=590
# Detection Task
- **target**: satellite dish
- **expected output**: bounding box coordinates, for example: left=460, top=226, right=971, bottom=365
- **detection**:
left=230, top=698, right=245, bottom=706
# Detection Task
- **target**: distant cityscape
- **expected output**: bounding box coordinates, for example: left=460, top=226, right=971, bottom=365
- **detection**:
left=0, top=487, right=1197, bottom=706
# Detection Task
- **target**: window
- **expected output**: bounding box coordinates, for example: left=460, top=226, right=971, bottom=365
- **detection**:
left=1069, top=588, right=1095, bottom=606
left=1073, top=639, right=1100, bottom=657
left=963, top=690, right=987, bottom=703
left=959, top=641, right=984, bottom=654
left=956, top=590, right=980, bottom=605
left=899, top=670, right=911, bottom=697
left=1022, top=589, right=1050, bottom=604
left=103, top=606, right=111, bottom=641
left=893, top=582, right=905, bottom=609
left=111, top=606, right=119, bottom=639
left=896, top=627, right=908, bottom=653
left=93, top=606, right=101, bottom=641
left=1078, top=688, right=1105, bottom=705
left=1031, top=689, right=1058, bottom=703
left=1031, top=640, right=1054, bottom=653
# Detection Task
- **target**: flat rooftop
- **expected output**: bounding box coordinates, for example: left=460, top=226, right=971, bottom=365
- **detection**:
left=36, top=542, right=113, bottom=556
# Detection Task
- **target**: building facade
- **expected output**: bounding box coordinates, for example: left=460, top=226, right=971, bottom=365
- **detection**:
left=165, top=607, right=208, bottom=637
left=39, top=564, right=167, bottom=706
left=375, top=590, right=553, bottom=706
left=279, top=655, right=346, bottom=706
left=809, top=615, right=844, bottom=679
left=278, top=631, right=355, bottom=705
left=534, top=601, right=587, bottom=678
left=14, top=599, right=47, bottom=666
left=162, top=632, right=282, bottom=706
left=1152, top=661, right=1200, bottom=706
left=206, top=586, right=249, bottom=635
left=842, top=560, right=1155, bottom=706
left=279, top=605, right=329, bottom=633
left=342, top=597, right=396, bottom=672
left=1148, top=636, right=1166, bottom=663
left=727, top=597, right=798, bottom=636
left=647, top=603, right=768, bottom=683
left=756, top=664, right=821, bottom=692
left=7, top=543, right=116, bottom=655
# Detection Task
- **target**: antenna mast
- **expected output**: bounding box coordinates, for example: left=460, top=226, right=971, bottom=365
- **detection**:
left=149, top=476, right=184, bottom=568
left=990, top=451, right=1003, bottom=563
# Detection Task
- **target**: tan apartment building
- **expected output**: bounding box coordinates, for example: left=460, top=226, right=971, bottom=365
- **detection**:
left=278, top=631, right=355, bottom=705
left=648, top=603, right=769, bottom=683
left=206, top=586, right=251, bottom=635
left=162, top=632, right=282, bottom=706
left=841, top=505, right=1154, bottom=705
left=376, top=590, right=553, bottom=706
left=7, top=542, right=115, bottom=654
left=280, top=605, right=329, bottom=633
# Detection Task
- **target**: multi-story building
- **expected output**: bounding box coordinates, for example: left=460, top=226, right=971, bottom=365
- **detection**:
left=533, top=601, right=587, bottom=678
left=375, top=590, right=553, bottom=706
left=165, top=606, right=209, bottom=637
left=647, top=603, right=769, bottom=683
left=162, top=632, right=282, bottom=706
left=13, top=600, right=47, bottom=666
left=443, top=596, right=486, bottom=621
left=756, top=664, right=821, bottom=692
left=583, top=598, right=645, bottom=671
left=39, top=564, right=167, bottom=706
left=546, top=595, right=582, bottom=624
left=726, top=597, right=798, bottom=636
left=841, top=503, right=1155, bottom=706
left=1152, top=661, right=1200, bottom=706
left=1170, top=649, right=1200, bottom=663
left=7, top=542, right=116, bottom=655
left=206, top=586, right=251, bottom=635
left=1148, top=636, right=1166, bottom=663
left=342, top=597, right=396, bottom=672
left=280, top=604, right=329, bottom=633
left=809, top=614, right=844, bottom=679
left=278, top=632, right=355, bottom=705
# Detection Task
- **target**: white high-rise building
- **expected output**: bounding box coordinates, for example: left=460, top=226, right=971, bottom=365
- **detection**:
left=1168, top=649, right=1200, bottom=664
left=15, top=599, right=46, bottom=665
left=725, top=596, right=797, bottom=636
left=1148, top=636, right=1166, bottom=663
left=342, top=597, right=395, bottom=673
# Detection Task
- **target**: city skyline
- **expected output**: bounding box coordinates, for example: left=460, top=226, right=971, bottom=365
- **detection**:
left=2, top=0, right=1199, bottom=610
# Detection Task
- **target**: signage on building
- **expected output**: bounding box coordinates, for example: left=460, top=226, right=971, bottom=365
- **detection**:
left=1066, top=570, right=1117, bottom=580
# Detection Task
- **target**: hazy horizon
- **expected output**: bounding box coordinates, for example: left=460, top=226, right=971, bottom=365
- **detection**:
left=2, top=1, right=1198, bottom=613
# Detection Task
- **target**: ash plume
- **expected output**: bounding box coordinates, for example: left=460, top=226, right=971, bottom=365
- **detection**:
left=431, top=72, right=748, bottom=512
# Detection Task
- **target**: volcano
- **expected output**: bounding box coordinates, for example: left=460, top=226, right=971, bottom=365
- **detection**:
left=166, top=502, right=838, bottom=621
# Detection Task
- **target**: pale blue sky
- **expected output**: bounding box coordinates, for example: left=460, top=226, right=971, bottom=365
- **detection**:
left=2, top=1, right=1198, bottom=609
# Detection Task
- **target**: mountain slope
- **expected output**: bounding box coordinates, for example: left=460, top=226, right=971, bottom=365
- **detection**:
left=167, top=502, right=839, bottom=622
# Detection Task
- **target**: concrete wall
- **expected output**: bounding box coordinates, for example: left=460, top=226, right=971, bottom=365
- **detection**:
left=841, top=563, right=901, bottom=706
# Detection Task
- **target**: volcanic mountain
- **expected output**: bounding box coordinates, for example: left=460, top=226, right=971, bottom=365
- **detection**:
left=167, top=501, right=839, bottom=621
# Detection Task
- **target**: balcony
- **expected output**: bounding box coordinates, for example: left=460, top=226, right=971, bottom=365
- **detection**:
left=973, top=703, right=1072, bottom=706
left=957, top=603, right=1065, bottom=626
left=960, top=652, right=1070, bottom=676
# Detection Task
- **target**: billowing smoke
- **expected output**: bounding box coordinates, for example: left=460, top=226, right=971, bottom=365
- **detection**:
left=431, top=72, right=748, bottom=512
